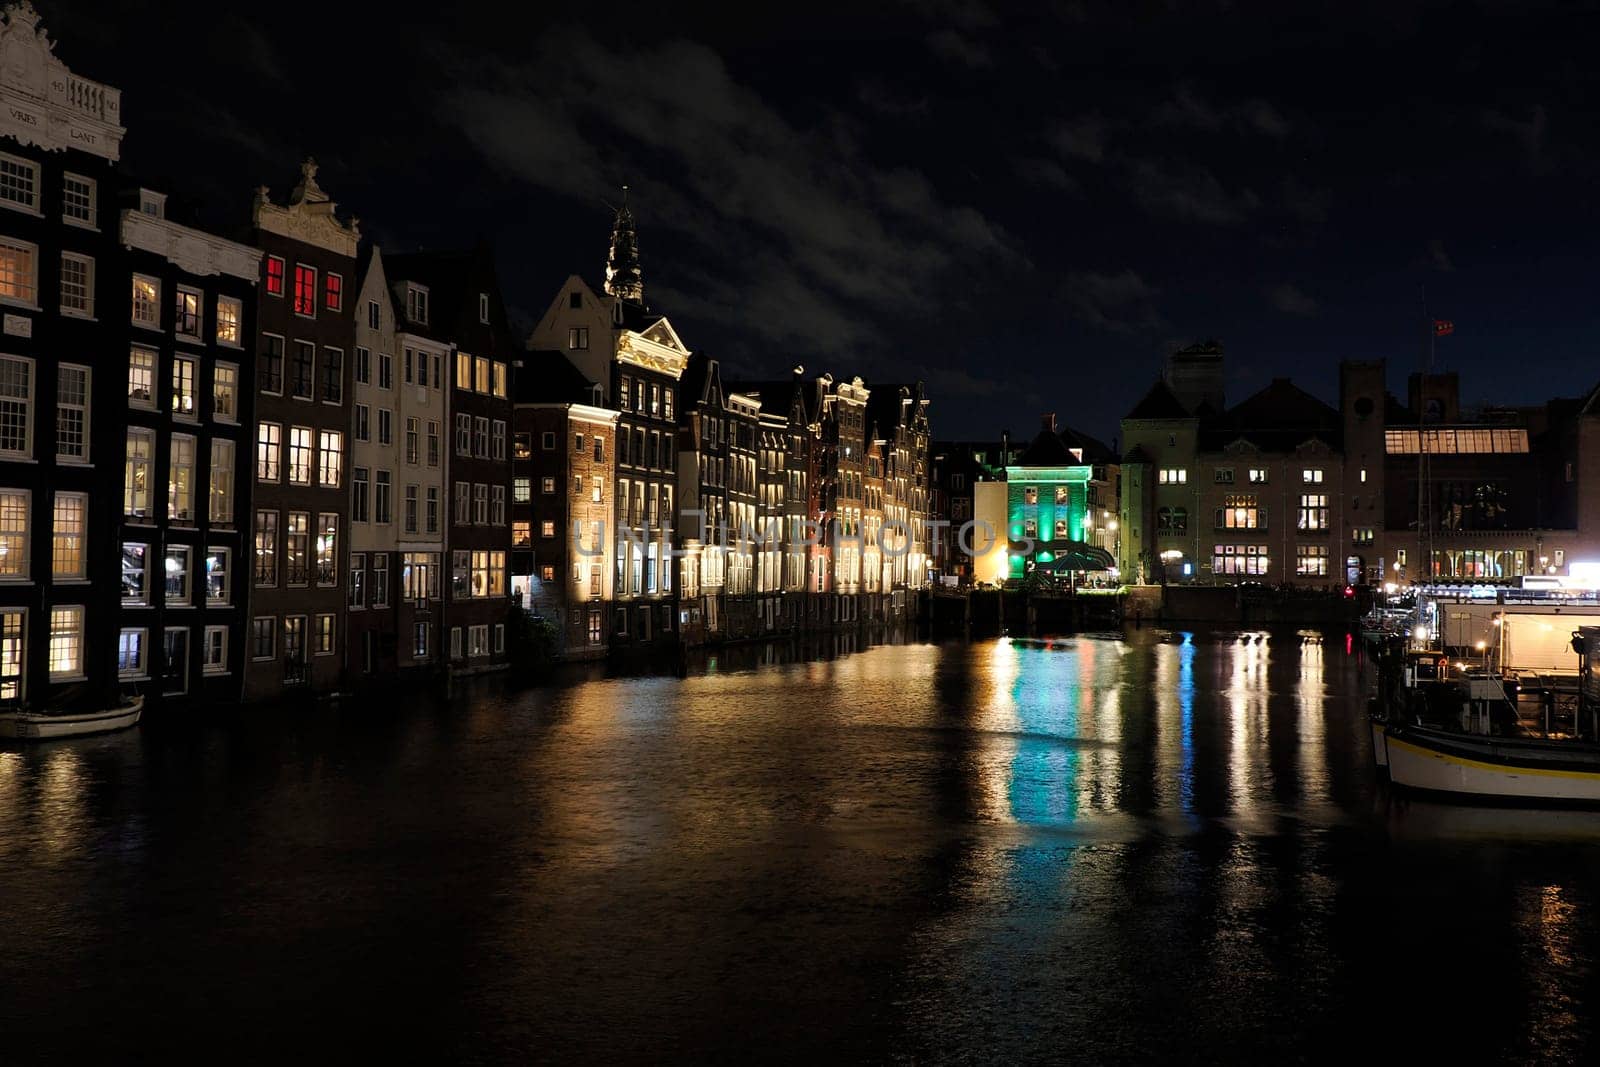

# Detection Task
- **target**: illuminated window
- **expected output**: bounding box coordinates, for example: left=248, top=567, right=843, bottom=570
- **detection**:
left=164, top=544, right=191, bottom=604
left=1359, top=468, right=1368, bottom=484
left=168, top=435, right=196, bottom=522
left=1302, top=468, right=1324, bottom=484
left=205, top=547, right=231, bottom=604
left=516, top=477, right=533, bottom=502
left=125, top=429, right=153, bottom=515
left=265, top=255, right=285, bottom=296
left=1158, top=468, right=1186, bottom=485
left=118, top=629, right=146, bottom=679
left=59, top=252, right=93, bottom=316
left=316, top=514, right=338, bottom=585
left=210, top=440, right=234, bottom=524
left=284, top=511, right=310, bottom=585
left=541, top=520, right=555, bottom=538
left=253, top=511, right=277, bottom=586
left=1212, top=544, right=1269, bottom=576
left=318, top=430, right=342, bottom=488
left=256, top=422, right=281, bottom=482
left=203, top=626, right=228, bottom=674
left=475, top=356, right=490, bottom=395
left=52, top=492, right=86, bottom=579
left=493, top=361, right=508, bottom=398
left=514, top=522, right=532, bottom=547
left=1215, top=495, right=1262, bottom=530
left=214, top=363, right=238, bottom=423
left=131, top=273, right=159, bottom=326
left=455, top=351, right=472, bottom=390
left=568, top=327, right=589, bottom=350
left=1352, top=528, right=1375, bottom=544
left=171, top=354, right=197, bottom=419
left=315, top=614, right=335, bottom=655
left=325, top=272, right=343, bottom=311
left=540, top=563, right=554, bottom=580
left=1295, top=544, right=1329, bottom=577
left=48, top=606, right=84, bottom=680
left=287, top=426, right=312, bottom=485
left=121, top=543, right=148, bottom=604
left=1297, top=494, right=1328, bottom=531
left=293, top=263, right=317, bottom=316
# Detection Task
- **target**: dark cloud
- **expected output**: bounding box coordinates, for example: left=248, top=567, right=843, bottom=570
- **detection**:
left=924, top=29, right=992, bottom=69
left=1130, top=161, right=1262, bottom=226
left=1427, top=239, right=1454, bottom=272
left=1483, top=105, right=1550, bottom=173
left=1268, top=283, right=1318, bottom=316
left=1064, top=269, right=1164, bottom=334
left=1049, top=115, right=1111, bottom=164
left=1153, top=85, right=1291, bottom=138
left=1011, top=157, right=1079, bottom=193
left=445, top=29, right=1018, bottom=364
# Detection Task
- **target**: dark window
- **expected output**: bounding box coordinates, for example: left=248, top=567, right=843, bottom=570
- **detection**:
left=291, top=341, right=314, bottom=399
left=259, top=335, right=284, bottom=393
left=321, top=348, right=343, bottom=403
left=569, top=291, right=582, bottom=309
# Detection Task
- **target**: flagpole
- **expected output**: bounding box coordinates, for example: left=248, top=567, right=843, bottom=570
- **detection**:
left=1417, top=287, right=1429, bottom=588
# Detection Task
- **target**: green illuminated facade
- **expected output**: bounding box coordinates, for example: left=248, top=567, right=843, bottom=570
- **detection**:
left=1003, top=464, right=1093, bottom=577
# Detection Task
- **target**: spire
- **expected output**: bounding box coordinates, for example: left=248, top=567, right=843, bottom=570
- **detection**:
left=604, top=185, right=644, bottom=304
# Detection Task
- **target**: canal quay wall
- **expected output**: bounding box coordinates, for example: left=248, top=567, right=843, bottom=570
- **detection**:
left=930, top=584, right=1360, bottom=637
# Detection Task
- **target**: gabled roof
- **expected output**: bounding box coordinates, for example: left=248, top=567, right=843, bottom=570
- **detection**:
left=1059, top=424, right=1116, bottom=464
left=1124, top=379, right=1192, bottom=420
left=383, top=246, right=516, bottom=357
left=725, top=376, right=810, bottom=425
left=1200, top=377, right=1341, bottom=452
left=1014, top=426, right=1081, bottom=467
left=678, top=351, right=722, bottom=410
left=517, top=350, right=600, bottom=405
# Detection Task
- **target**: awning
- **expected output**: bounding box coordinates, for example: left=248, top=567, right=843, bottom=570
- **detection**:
left=1032, top=541, right=1115, bottom=572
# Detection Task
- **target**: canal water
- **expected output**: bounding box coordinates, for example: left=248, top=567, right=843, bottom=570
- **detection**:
left=3, top=629, right=1599, bottom=1063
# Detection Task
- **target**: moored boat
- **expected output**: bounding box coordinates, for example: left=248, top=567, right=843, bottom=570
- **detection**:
left=0, top=695, right=144, bottom=740
left=1384, top=721, right=1600, bottom=804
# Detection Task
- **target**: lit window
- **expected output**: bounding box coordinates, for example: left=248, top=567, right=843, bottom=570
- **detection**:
left=125, top=429, right=154, bottom=515
left=128, top=346, right=157, bottom=409
left=1295, top=544, right=1330, bottom=577
left=0, top=489, right=26, bottom=579
left=48, top=606, right=84, bottom=680
left=293, top=263, right=317, bottom=316
left=455, top=351, right=472, bottom=391
left=1158, top=468, right=1187, bottom=485
left=63, top=173, right=96, bottom=227
left=315, top=614, right=335, bottom=655
left=55, top=364, right=89, bottom=462
left=515, top=477, right=532, bottom=503
left=318, top=430, right=343, bottom=487
left=285, top=512, right=310, bottom=585
left=217, top=296, right=242, bottom=346
left=539, top=564, right=554, bottom=580
left=540, top=476, right=555, bottom=495
left=174, top=286, right=202, bottom=338
left=475, top=357, right=490, bottom=395
left=121, top=543, right=148, bottom=604
left=52, top=492, right=86, bottom=579
left=492, top=362, right=507, bottom=398
left=541, top=520, right=555, bottom=538
left=209, top=439, right=235, bottom=525
left=171, top=354, right=198, bottom=419
left=1297, top=494, right=1328, bottom=531
left=568, top=327, right=588, bottom=350
left=169, top=435, right=196, bottom=522
left=514, top=521, right=531, bottom=547
left=316, top=514, right=338, bottom=586
left=1302, top=468, right=1324, bottom=484
left=214, top=363, right=239, bottom=423
left=265, top=255, right=285, bottom=296
left=118, top=629, right=146, bottom=679
left=59, top=252, right=93, bottom=316
left=325, top=272, right=343, bottom=311
left=256, top=422, right=281, bottom=482
left=0, top=154, right=38, bottom=212
left=1359, top=468, right=1368, bottom=484
left=288, top=426, right=312, bottom=485
left=205, top=547, right=231, bottom=604
left=131, top=274, right=160, bottom=326
left=1248, top=468, right=1268, bottom=484
left=165, top=544, right=191, bottom=604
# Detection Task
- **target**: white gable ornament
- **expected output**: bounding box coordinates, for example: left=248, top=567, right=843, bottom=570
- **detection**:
left=0, top=2, right=124, bottom=162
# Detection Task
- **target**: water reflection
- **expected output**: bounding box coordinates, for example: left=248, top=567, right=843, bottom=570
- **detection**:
left=1, top=630, right=1598, bottom=1062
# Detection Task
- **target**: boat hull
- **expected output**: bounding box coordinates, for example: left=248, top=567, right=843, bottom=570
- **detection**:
left=0, top=698, right=143, bottom=740
left=1385, top=727, right=1600, bottom=805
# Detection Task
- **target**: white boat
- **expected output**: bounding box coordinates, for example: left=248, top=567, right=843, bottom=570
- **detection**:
left=0, top=695, right=144, bottom=740
left=1383, top=722, right=1600, bottom=804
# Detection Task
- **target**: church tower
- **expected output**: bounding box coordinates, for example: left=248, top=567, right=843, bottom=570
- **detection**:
left=604, top=186, right=644, bottom=303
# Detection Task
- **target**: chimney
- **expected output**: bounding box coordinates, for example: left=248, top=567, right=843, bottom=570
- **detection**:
left=1042, top=412, right=1057, bottom=433
left=1000, top=429, right=1010, bottom=461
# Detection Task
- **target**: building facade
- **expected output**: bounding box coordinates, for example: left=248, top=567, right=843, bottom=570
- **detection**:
left=247, top=160, right=358, bottom=700
left=386, top=248, right=515, bottom=673
left=0, top=4, right=125, bottom=712
left=118, top=189, right=260, bottom=707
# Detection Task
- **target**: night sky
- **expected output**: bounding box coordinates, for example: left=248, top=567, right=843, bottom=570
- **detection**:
left=52, top=0, right=1600, bottom=443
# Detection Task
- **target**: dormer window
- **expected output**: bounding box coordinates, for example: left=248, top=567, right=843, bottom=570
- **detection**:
left=407, top=285, right=429, bottom=325
left=139, top=190, right=166, bottom=218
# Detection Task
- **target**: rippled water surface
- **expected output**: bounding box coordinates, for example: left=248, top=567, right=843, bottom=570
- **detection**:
left=4, top=629, right=1599, bottom=1063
